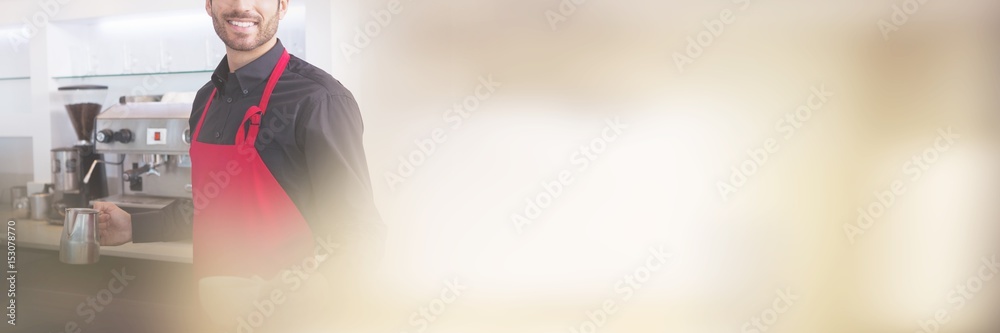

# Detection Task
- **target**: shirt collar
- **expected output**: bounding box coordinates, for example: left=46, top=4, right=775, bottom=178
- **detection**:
left=211, top=39, right=286, bottom=94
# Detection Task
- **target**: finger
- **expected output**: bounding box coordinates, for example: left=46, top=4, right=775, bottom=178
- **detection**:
left=94, top=201, right=117, bottom=214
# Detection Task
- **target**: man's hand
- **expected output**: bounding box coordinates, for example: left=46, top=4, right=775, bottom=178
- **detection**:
left=93, top=202, right=132, bottom=246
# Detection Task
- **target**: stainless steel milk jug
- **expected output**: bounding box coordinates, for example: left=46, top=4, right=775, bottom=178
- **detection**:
left=59, top=208, right=101, bottom=264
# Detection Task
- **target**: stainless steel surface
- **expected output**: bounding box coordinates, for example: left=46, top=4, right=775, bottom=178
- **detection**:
left=10, top=186, right=27, bottom=200
left=124, top=154, right=166, bottom=181
left=10, top=186, right=28, bottom=219
left=51, top=148, right=81, bottom=192
left=116, top=154, right=191, bottom=198
left=29, top=192, right=53, bottom=220
left=119, top=95, right=162, bottom=103
left=59, top=208, right=101, bottom=265
left=12, top=197, right=29, bottom=219
left=93, top=194, right=175, bottom=210
left=123, top=163, right=151, bottom=182
left=92, top=100, right=193, bottom=207
left=95, top=102, right=193, bottom=154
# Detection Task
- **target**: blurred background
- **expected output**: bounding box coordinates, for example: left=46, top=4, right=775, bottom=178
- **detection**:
left=2, top=0, right=998, bottom=332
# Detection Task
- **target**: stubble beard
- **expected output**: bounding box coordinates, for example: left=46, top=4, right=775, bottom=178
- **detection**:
left=211, top=8, right=280, bottom=52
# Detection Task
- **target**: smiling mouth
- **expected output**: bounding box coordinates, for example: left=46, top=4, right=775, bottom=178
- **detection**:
left=228, top=20, right=258, bottom=29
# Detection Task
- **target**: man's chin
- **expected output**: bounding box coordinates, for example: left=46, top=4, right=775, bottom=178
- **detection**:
left=224, top=40, right=263, bottom=52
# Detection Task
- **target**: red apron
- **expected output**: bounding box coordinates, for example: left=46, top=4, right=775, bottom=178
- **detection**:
left=190, top=50, right=314, bottom=279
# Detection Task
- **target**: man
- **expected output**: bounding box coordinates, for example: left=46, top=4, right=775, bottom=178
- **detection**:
left=94, top=0, right=384, bottom=327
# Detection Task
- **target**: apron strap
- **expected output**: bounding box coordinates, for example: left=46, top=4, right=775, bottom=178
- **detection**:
left=236, top=50, right=291, bottom=147
left=259, top=50, right=290, bottom=114
left=235, top=106, right=262, bottom=146
left=192, top=89, right=217, bottom=141
left=195, top=50, right=291, bottom=147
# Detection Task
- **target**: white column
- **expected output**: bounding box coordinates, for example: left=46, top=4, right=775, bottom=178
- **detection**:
left=304, top=0, right=333, bottom=74
left=30, top=24, right=52, bottom=184
left=309, top=0, right=362, bottom=89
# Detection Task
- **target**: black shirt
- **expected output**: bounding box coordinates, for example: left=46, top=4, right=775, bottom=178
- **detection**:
left=131, top=40, right=384, bottom=254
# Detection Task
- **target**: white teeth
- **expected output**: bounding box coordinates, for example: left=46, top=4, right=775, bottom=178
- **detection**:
left=228, top=20, right=256, bottom=28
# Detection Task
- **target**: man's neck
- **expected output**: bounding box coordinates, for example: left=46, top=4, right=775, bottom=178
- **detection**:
left=226, top=38, right=278, bottom=73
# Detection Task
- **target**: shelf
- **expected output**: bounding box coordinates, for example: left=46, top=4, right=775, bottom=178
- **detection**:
left=0, top=76, right=29, bottom=81
left=53, top=69, right=214, bottom=80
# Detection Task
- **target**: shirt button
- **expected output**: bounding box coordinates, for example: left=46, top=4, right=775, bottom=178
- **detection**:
left=214, top=132, right=221, bottom=138
left=243, top=90, right=249, bottom=95
left=226, top=97, right=233, bottom=103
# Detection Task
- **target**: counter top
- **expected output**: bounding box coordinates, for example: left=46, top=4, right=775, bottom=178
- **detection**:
left=5, top=208, right=192, bottom=264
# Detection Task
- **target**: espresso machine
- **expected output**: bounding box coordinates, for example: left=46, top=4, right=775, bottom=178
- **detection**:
left=89, top=98, right=193, bottom=214
left=50, top=85, right=110, bottom=223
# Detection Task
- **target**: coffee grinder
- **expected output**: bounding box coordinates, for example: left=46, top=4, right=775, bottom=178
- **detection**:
left=50, top=85, right=109, bottom=223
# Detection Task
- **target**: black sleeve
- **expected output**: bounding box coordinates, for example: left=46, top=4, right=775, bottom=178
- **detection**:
left=298, top=92, right=386, bottom=276
left=130, top=199, right=194, bottom=243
